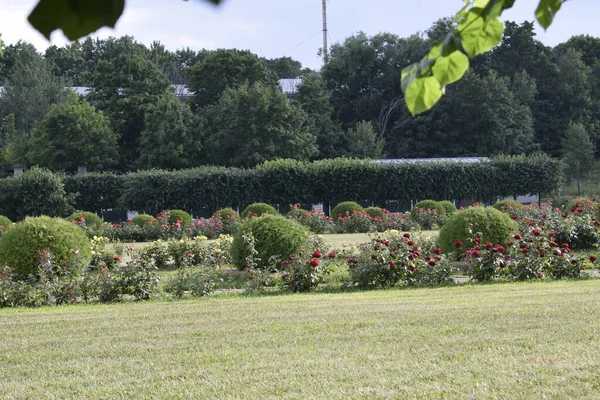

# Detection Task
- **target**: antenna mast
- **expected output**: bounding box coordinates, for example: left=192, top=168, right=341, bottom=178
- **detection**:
left=322, top=0, right=328, bottom=65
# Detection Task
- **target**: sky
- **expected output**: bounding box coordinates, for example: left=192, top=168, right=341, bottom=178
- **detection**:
left=0, top=0, right=599, bottom=70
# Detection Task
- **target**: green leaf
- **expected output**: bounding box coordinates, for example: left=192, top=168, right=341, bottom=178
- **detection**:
left=28, top=0, right=223, bottom=41
left=458, top=9, right=504, bottom=57
left=28, top=0, right=125, bottom=40
left=432, top=51, right=470, bottom=86
left=481, top=0, right=516, bottom=25
left=535, top=0, right=562, bottom=29
left=402, top=76, right=443, bottom=117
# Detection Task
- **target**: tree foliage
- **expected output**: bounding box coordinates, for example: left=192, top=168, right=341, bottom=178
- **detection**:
left=205, top=82, right=317, bottom=168
left=27, top=93, right=119, bottom=172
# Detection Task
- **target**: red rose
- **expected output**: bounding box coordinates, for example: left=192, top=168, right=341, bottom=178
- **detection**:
left=433, top=247, right=441, bottom=255
left=389, top=262, right=397, bottom=269
left=474, top=237, right=481, bottom=244
left=312, top=250, right=322, bottom=259
left=371, top=254, right=377, bottom=260
left=409, top=264, right=416, bottom=271
left=281, top=260, right=290, bottom=266
left=511, top=215, right=518, bottom=220
left=310, top=259, right=320, bottom=267
left=571, top=259, right=578, bottom=265
left=532, top=229, right=541, bottom=236
left=407, top=240, right=415, bottom=246
left=590, top=255, right=597, bottom=263
left=403, top=233, right=411, bottom=238
left=126, top=219, right=132, bottom=223
left=428, top=260, right=436, bottom=267
left=513, top=234, right=522, bottom=240
left=113, top=256, right=121, bottom=262
left=486, top=242, right=493, bottom=250
left=327, top=252, right=336, bottom=259
left=455, top=240, right=463, bottom=248
left=550, top=241, right=558, bottom=247
left=506, top=241, right=514, bottom=247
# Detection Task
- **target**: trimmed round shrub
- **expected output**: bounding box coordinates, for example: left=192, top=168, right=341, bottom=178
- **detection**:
left=213, top=208, right=240, bottom=220
left=70, top=211, right=103, bottom=226
left=364, top=207, right=384, bottom=219
left=287, top=207, right=310, bottom=220
left=241, top=203, right=278, bottom=218
left=0, top=216, right=91, bottom=280
left=231, top=215, right=308, bottom=270
left=0, top=215, right=13, bottom=227
left=439, top=201, right=458, bottom=215
left=493, top=200, right=523, bottom=212
left=331, top=201, right=363, bottom=221
left=131, top=214, right=156, bottom=228
left=438, top=206, right=518, bottom=255
left=410, top=200, right=444, bottom=218
left=167, top=210, right=192, bottom=226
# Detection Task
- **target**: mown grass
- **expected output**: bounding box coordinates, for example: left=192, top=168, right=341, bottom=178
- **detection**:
left=2, top=280, right=600, bottom=399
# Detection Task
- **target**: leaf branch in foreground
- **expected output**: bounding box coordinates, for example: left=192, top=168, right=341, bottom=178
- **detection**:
left=402, top=0, right=569, bottom=116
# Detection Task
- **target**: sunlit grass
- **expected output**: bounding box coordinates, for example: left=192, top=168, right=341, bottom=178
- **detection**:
left=2, top=280, right=600, bottom=399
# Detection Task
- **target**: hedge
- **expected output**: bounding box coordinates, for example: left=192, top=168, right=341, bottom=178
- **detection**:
left=0, top=156, right=563, bottom=218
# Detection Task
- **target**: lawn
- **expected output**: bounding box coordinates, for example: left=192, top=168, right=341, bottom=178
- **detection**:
left=2, top=280, right=600, bottom=399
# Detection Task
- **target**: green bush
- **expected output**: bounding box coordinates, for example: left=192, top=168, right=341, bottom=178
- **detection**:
left=411, top=200, right=444, bottom=218
left=241, top=203, right=278, bottom=218
left=0, top=167, right=74, bottom=221
left=364, top=207, right=384, bottom=219
left=213, top=208, right=240, bottom=221
left=231, top=215, right=308, bottom=270
left=70, top=211, right=103, bottom=226
left=331, top=201, right=363, bottom=221
left=0, top=215, right=12, bottom=227
left=438, top=207, right=518, bottom=255
left=131, top=214, right=156, bottom=228
left=439, top=201, right=458, bottom=215
left=286, top=206, right=310, bottom=220
left=0, top=216, right=91, bottom=280
left=167, top=210, right=192, bottom=226
left=493, top=200, right=523, bottom=212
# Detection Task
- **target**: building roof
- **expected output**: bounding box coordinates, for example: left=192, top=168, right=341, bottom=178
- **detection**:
left=0, top=79, right=303, bottom=99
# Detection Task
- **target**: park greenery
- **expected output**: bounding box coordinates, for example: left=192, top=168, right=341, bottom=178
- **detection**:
left=2, top=17, right=600, bottom=190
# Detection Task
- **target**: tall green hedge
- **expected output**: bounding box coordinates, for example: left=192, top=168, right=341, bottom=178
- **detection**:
left=0, top=156, right=563, bottom=218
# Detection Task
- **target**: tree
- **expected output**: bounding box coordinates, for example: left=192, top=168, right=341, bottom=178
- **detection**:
left=27, top=93, right=119, bottom=172
left=188, top=49, right=276, bottom=110
left=344, top=121, right=384, bottom=159
left=323, top=31, right=429, bottom=134
left=139, top=96, right=202, bottom=169
left=389, top=70, right=537, bottom=158
left=0, top=114, right=26, bottom=172
left=85, top=37, right=172, bottom=169
left=206, top=82, right=317, bottom=167
left=402, top=0, right=566, bottom=115
left=262, top=57, right=306, bottom=79
left=0, top=44, right=67, bottom=135
left=295, top=72, right=344, bottom=159
left=562, top=122, right=596, bottom=195
left=19, top=1, right=568, bottom=117
left=44, top=41, right=86, bottom=85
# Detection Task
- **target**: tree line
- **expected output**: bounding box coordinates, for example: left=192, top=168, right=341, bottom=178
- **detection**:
left=0, top=19, right=598, bottom=182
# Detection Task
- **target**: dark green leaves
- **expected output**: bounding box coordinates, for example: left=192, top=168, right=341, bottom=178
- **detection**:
left=402, top=0, right=561, bottom=116
left=458, top=8, right=504, bottom=58
left=28, top=0, right=126, bottom=40
left=28, top=0, right=223, bottom=41
left=535, top=0, right=563, bottom=29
